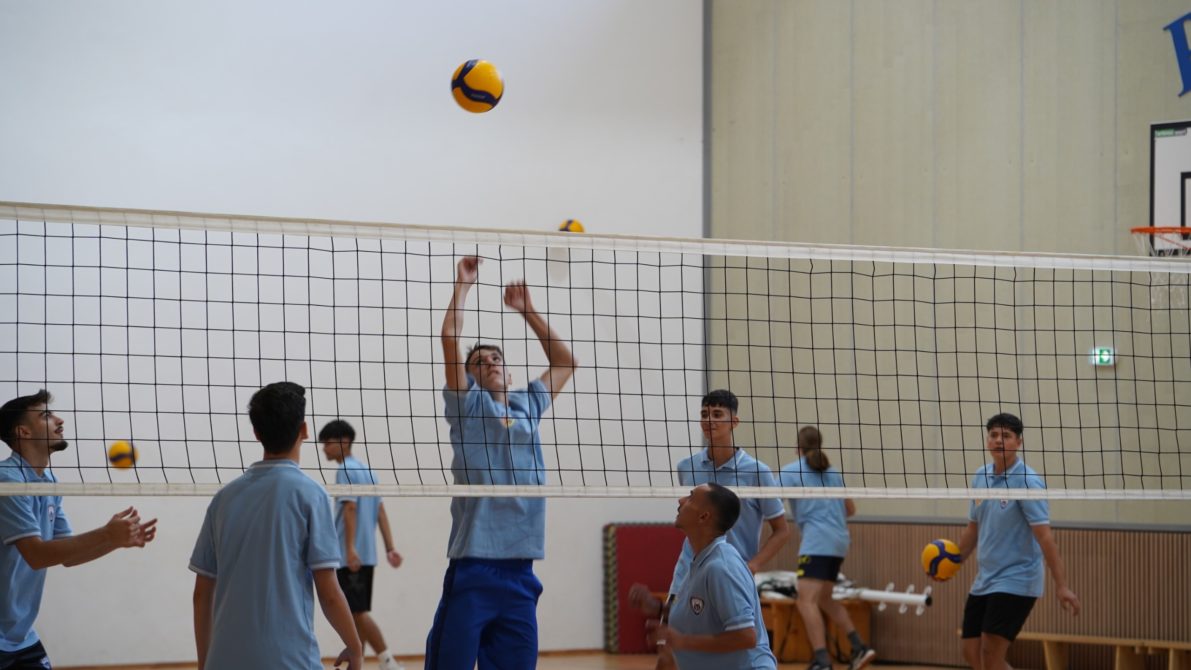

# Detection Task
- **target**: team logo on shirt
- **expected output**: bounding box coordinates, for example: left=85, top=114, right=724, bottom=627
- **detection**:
left=47, top=506, right=55, bottom=524
left=999, top=499, right=1009, bottom=509
left=501, top=416, right=516, bottom=428
left=689, top=596, right=705, bottom=615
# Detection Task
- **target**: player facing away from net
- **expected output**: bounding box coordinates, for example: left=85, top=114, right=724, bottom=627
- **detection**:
left=190, top=382, right=363, bottom=670
left=426, top=256, right=577, bottom=669
left=629, top=389, right=789, bottom=670
left=0, top=389, right=157, bottom=670
left=778, top=426, right=876, bottom=670
left=648, top=483, right=777, bottom=670
left=957, top=413, right=1080, bottom=670
left=320, top=419, right=405, bottom=670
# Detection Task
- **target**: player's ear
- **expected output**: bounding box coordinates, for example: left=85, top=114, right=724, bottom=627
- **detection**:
left=730, top=414, right=740, bottom=429
left=298, top=421, right=309, bottom=441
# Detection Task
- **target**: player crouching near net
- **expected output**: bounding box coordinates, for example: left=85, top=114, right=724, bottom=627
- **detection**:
left=956, top=413, right=1080, bottom=670
left=645, top=483, right=777, bottom=670
left=426, top=255, right=577, bottom=669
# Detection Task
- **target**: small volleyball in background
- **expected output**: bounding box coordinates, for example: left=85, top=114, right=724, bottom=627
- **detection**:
left=559, top=219, right=585, bottom=233
left=451, top=59, right=503, bottom=113
left=920, top=538, right=962, bottom=581
left=107, top=440, right=138, bottom=469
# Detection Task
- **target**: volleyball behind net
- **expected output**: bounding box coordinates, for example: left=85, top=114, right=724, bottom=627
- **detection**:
left=0, top=202, right=1188, bottom=500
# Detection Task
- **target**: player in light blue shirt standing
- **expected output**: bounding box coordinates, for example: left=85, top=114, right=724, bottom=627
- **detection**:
left=779, top=426, right=875, bottom=670
left=956, top=413, right=1080, bottom=670
left=190, top=382, right=363, bottom=670
left=427, top=256, right=577, bottom=669
left=320, top=419, right=405, bottom=670
left=650, top=482, right=776, bottom=670
left=0, top=389, right=157, bottom=670
left=630, top=389, right=788, bottom=670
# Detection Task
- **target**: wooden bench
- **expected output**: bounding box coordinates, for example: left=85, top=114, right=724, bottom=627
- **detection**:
left=1014, top=631, right=1191, bottom=670
left=760, top=598, right=871, bottom=663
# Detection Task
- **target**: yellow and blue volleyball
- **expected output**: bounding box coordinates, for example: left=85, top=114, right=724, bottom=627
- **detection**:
left=107, top=440, right=138, bottom=469
left=559, top=219, right=584, bottom=233
left=451, top=59, right=503, bottom=113
left=921, top=538, right=962, bottom=581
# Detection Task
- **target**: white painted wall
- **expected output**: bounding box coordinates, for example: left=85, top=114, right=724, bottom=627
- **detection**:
left=0, top=1, right=703, bottom=666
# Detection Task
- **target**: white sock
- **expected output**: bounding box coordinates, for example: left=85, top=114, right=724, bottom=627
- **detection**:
left=378, top=649, right=393, bottom=661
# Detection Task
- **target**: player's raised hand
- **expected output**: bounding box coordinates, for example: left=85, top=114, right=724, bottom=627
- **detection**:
left=503, top=280, right=534, bottom=314
left=456, top=256, right=480, bottom=286
left=104, top=507, right=145, bottom=548
left=133, top=517, right=159, bottom=547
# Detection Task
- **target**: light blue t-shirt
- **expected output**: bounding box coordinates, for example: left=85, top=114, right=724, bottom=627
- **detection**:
left=189, top=460, right=341, bottom=670
left=0, top=452, right=72, bottom=652
left=778, top=458, right=850, bottom=557
left=968, top=458, right=1049, bottom=598
left=668, top=536, right=777, bottom=670
left=442, top=378, right=550, bottom=560
left=335, top=456, right=381, bottom=566
left=669, top=449, right=785, bottom=594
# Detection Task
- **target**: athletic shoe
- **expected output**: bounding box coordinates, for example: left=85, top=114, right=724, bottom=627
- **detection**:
left=849, top=646, right=877, bottom=670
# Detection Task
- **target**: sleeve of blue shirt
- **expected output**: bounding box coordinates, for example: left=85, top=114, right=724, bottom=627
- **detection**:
left=0, top=495, right=41, bottom=545
left=306, top=488, right=342, bottom=570
left=442, top=379, right=485, bottom=419
left=967, top=472, right=980, bottom=522
left=759, top=467, right=785, bottom=519
left=526, top=379, right=552, bottom=421
left=1020, top=473, right=1049, bottom=525
left=52, top=498, right=71, bottom=537
left=779, top=469, right=799, bottom=518
left=708, top=560, right=757, bottom=632
left=335, top=465, right=358, bottom=507
left=189, top=504, right=218, bottom=578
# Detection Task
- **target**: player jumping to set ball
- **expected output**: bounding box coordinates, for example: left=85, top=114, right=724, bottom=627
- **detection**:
left=426, top=255, right=577, bottom=669
left=956, top=413, right=1080, bottom=670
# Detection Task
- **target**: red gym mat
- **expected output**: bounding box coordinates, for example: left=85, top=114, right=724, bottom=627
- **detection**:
left=602, top=523, right=686, bottom=653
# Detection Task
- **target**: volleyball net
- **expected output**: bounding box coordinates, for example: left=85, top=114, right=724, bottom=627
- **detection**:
left=0, top=202, right=1188, bottom=500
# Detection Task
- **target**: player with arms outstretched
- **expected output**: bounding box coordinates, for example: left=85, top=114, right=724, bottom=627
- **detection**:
left=426, top=256, right=577, bottom=669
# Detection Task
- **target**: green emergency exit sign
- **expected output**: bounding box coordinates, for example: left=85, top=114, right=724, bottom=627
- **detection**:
left=1090, top=347, right=1116, bottom=366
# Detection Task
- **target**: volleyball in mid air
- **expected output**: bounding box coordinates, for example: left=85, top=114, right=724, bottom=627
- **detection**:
left=452, top=59, right=503, bottom=113
left=920, top=538, right=962, bottom=581
left=108, top=440, right=138, bottom=469
left=559, top=219, right=584, bottom=233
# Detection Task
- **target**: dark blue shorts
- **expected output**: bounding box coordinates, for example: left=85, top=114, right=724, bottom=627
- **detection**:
left=962, top=592, right=1037, bottom=641
left=797, top=554, right=845, bottom=582
left=425, top=558, right=543, bottom=670
left=337, top=565, right=375, bottom=613
left=0, top=641, right=51, bottom=670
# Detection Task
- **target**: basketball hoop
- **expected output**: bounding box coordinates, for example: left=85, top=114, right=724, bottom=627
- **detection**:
left=1131, top=227, right=1191, bottom=256
left=1131, top=227, right=1190, bottom=307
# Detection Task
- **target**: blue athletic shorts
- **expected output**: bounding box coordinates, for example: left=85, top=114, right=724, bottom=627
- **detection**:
left=425, top=558, right=543, bottom=670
